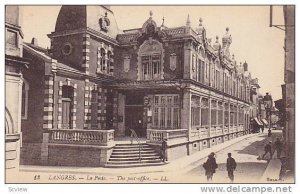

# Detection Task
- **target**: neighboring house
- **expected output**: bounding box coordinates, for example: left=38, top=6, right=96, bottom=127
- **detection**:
left=5, top=5, right=29, bottom=175
left=21, top=5, right=254, bottom=167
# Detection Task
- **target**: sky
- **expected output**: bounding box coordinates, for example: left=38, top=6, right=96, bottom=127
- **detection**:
left=21, top=5, right=285, bottom=101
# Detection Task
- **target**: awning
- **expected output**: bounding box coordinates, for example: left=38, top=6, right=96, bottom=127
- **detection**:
left=254, top=117, right=263, bottom=126
left=261, top=119, right=268, bottom=126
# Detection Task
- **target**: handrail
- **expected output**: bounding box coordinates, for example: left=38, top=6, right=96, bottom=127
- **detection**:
left=130, top=129, right=142, bottom=162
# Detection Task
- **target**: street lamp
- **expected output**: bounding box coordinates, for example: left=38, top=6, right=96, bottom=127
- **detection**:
left=263, top=92, right=273, bottom=131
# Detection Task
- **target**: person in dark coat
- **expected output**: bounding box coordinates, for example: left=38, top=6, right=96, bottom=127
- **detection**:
left=268, top=129, right=272, bottom=137
left=262, top=141, right=273, bottom=159
left=203, top=152, right=218, bottom=182
left=226, top=153, right=237, bottom=182
left=261, top=125, right=265, bottom=133
left=161, top=139, right=167, bottom=162
left=274, top=138, right=283, bottom=158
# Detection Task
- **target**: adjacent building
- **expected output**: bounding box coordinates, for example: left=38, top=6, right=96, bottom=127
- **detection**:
left=5, top=6, right=29, bottom=173
left=282, top=5, right=295, bottom=171
left=20, top=5, right=254, bottom=167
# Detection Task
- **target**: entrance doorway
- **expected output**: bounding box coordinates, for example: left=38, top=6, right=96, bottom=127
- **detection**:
left=125, top=93, right=146, bottom=137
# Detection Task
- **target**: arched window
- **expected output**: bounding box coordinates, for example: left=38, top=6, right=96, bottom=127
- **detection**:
left=62, top=85, right=74, bottom=129
left=100, top=48, right=106, bottom=72
left=107, top=51, right=112, bottom=74
left=21, top=79, right=29, bottom=119
left=138, top=40, right=163, bottom=80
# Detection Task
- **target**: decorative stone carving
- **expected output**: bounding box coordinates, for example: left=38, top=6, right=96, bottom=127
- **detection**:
left=99, top=12, right=110, bottom=32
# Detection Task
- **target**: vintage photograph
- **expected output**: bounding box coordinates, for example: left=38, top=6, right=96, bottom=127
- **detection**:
left=5, top=5, right=295, bottom=184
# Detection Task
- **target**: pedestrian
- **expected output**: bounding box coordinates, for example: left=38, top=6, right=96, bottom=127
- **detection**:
left=262, top=141, right=273, bottom=159
left=203, top=152, right=218, bottom=182
left=274, top=138, right=283, bottom=158
left=261, top=125, right=265, bottom=133
left=268, top=129, right=272, bottom=137
left=226, top=153, right=237, bottom=182
left=249, top=119, right=254, bottom=133
left=161, top=139, right=167, bottom=162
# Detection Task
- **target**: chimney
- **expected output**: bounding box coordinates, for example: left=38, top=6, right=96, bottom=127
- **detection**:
left=31, top=37, right=38, bottom=46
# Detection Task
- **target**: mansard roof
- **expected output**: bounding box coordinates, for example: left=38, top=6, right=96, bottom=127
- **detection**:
left=51, top=5, right=121, bottom=40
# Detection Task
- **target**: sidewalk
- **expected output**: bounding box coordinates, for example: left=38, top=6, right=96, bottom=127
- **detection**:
left=260, top=156, right=281, bottom=182
left=20, top=133, right=261, bottom=176
left=260, top=130, right=294, bottom=183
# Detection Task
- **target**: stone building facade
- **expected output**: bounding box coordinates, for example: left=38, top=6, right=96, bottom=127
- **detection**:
left=5, top=5, right=29, bottom=175
left=283, top=5, right=295, bottom=171
left=21, top=5, right=254, bottom=167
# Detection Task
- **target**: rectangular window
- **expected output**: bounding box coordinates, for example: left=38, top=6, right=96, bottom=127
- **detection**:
left=152, top=95, right=180, bottom=129
left=239, top=108, right=244, bottom=124
left=201, top=98, right=209, bottom=126
left=201, top=61, right=205, bottom=83
left=154, top=107, right=159, bottom=127
left=230, top=105, right=234, bottom=126
left=224, top=103, right=229, bottom=126
left=6, top=30, right=17, bottom=46
left=142, top=55, right=161, bottom=80
left=211, top=100, right=217, bottom=126
left=234, top=106, right=238, bottom=125
left=212, top=65, right=215, bottom=88
left=91, top=90, right=98, bottom=128
left=216, top=70, right=220, bottom=90
left=191, top=95, right=200, bottom=127
left=218, top=102, right=223, bottom=126
left=197, top=59, right=201, bottom=82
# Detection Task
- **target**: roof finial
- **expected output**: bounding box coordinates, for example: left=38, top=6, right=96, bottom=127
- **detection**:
left=150, top=10, right=153, bottom=18
left=226, top=27, right=229, bottom=33
left=216, top=36, right=219, bottom=43
left=105, top=11, right=108, bottom=17
left=162, top=16, right=165, bottom=26
left=199, top=17, right=203, bottom=26
left=186, top=14, right=191, bottom=27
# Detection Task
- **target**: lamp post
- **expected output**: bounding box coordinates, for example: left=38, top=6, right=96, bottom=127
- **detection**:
left=263, top=92, right=273, bottom=132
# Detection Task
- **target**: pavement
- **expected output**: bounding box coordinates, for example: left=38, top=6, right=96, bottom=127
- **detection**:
left=260, top=131, right=294, bottom=183
left=8, top=130, right=293, bottom=183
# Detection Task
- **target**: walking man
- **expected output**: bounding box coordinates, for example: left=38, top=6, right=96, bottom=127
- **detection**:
left=203, top=152, right=218, bottom=182
left=161, top=139, right=167, bottom=162
left=262, top=141, right=273, bottom=159
left=226, top=153, right=237, bottom=182
left=274, top=138, right=283, bottom=158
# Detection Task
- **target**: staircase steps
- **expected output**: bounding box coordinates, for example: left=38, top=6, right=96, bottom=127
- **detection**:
left=105, top=143, right=165, bottom=168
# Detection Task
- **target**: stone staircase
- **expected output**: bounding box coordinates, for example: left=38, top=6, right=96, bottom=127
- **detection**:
left=105, top=143, right=165, bottom=168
